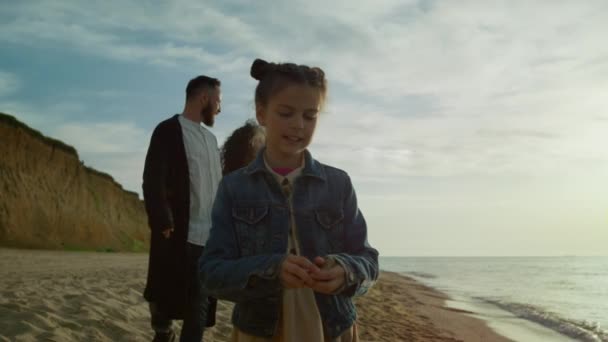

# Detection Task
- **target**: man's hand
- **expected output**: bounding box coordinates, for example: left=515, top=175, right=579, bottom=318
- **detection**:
left=162, top=227, right=174, bottom=239
left=280, top=254, right=320, bottom=289
left=310, top=256, right=346, bottom=294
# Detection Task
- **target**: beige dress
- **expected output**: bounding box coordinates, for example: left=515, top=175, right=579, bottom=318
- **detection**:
left=231, top=159, right=358, bottom=342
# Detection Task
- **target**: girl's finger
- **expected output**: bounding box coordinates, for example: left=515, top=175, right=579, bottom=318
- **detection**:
left=290, top=256, right=321, bottom=273
left=311, top=270, right=335, bottom=281
left=285, top=262, right=314, bottom=285
left=311, top=265, right=343, bottom=281
left=312, top=278, right=340, bottom=294
left=282, top=272, right=305, bottom=288
left=313, top=256, right=325, bottom=267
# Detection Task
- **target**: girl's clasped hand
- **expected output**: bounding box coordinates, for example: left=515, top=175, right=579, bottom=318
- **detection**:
left=279, top=255, right=346, bottom=294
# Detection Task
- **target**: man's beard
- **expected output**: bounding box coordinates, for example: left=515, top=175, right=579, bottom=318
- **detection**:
left=200, top=103, right=215, bottom=127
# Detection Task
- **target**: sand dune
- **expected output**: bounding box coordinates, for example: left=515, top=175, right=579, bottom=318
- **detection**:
left=0, top=249, right=509, bottom=341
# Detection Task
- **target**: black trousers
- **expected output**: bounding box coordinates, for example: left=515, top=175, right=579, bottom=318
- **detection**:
left=150, top=243, right=215, bottom=342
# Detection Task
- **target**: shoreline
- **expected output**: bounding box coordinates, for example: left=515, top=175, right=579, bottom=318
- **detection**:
left=356, top=271, right=513, bottom=341
left=442, top=295, right=575, bottom=342
left=0, top=248, right=541, bottom=341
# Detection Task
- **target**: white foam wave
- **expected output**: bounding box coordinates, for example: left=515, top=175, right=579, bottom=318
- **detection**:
left=479, top=298, right=608, bottom=342
left=405, top=271, right=437, bottom=279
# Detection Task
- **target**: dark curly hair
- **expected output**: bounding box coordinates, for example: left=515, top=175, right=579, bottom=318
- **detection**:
left=221, top=120, right=265, bottom=175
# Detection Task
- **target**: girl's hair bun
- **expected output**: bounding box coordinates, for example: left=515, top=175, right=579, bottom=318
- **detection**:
left=251, top=59, right=272, bottom=80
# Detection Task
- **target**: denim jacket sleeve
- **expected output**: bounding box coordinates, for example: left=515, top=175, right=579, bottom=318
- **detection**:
left=199, top=178, right=285, bottom=303
left=330, top=173, right=379, bottom=297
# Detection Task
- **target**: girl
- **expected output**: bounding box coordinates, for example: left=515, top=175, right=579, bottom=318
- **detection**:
left=200, top=59, right=379, bottom=341
left=221, top=119, right=266, bottom=175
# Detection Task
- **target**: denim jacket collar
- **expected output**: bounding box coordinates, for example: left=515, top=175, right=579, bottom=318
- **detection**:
left=245, top=147, right=326, bottom=181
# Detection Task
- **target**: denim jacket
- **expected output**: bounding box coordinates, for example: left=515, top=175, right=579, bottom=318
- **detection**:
left=199, top=149, right=379, bottom=338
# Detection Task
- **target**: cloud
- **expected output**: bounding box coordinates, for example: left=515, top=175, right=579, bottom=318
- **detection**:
left=0, top=100, right=83, bottom=128
left=52, top=120, right=150, bottom=194
left=0, top=99, right=148, bottom=193
left=53, top=121, right=148, bottom=154
left=3, top=1, right=607, bottom=183
left=0, top=71, right=20, bottom=97
left=2, top=1, right=608, bottom=255
left=3, top=1, right=607, bottom=106
left=476, top=129, right=560, bottom=140
left=81, top=151, right=146, bottom=195
left=0, top=2, right=251, bottom=73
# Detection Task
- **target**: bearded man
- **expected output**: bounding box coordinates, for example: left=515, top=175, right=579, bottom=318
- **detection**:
left=142, top=75, right=222, bottom=342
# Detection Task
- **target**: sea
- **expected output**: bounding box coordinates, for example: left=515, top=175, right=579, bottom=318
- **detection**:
left=381, top=256, right=608, bottom=342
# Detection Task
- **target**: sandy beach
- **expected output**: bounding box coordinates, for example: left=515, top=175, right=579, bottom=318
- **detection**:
left=0, top=248, right=510, bottom=341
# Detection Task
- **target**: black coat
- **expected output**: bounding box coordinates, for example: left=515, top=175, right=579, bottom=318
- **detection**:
left=142, top=114, right=216, bottom=324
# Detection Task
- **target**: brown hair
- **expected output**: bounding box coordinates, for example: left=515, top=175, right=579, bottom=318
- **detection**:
left=250, top=59, right=327, bottom=109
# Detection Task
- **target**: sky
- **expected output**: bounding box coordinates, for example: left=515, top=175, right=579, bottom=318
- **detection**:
left=1, top=1, right=607, bottom=256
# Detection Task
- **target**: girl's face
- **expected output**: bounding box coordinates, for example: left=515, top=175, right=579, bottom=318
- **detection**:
left=256, top=84, right=321, bottom=165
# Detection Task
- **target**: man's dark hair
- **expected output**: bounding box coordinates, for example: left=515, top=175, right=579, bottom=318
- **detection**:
left=186, top=75, right=221, bottom=100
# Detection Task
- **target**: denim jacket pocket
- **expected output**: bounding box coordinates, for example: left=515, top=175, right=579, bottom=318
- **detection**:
left=232, top=206, right=270, bottom=256
left=314, top=209, right=345, bottom=252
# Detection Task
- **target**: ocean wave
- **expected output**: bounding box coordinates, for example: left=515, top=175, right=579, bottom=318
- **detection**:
left=405, top=271, right=437, bottom=279
left=479, top=298, right=608, bottom=342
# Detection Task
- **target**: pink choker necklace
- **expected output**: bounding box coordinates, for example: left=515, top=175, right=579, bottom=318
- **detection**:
left=272, top=167, right=294, bottom=176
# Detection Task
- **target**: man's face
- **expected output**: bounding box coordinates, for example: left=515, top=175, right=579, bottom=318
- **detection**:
left=201, top=87, right=222, bottom=126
